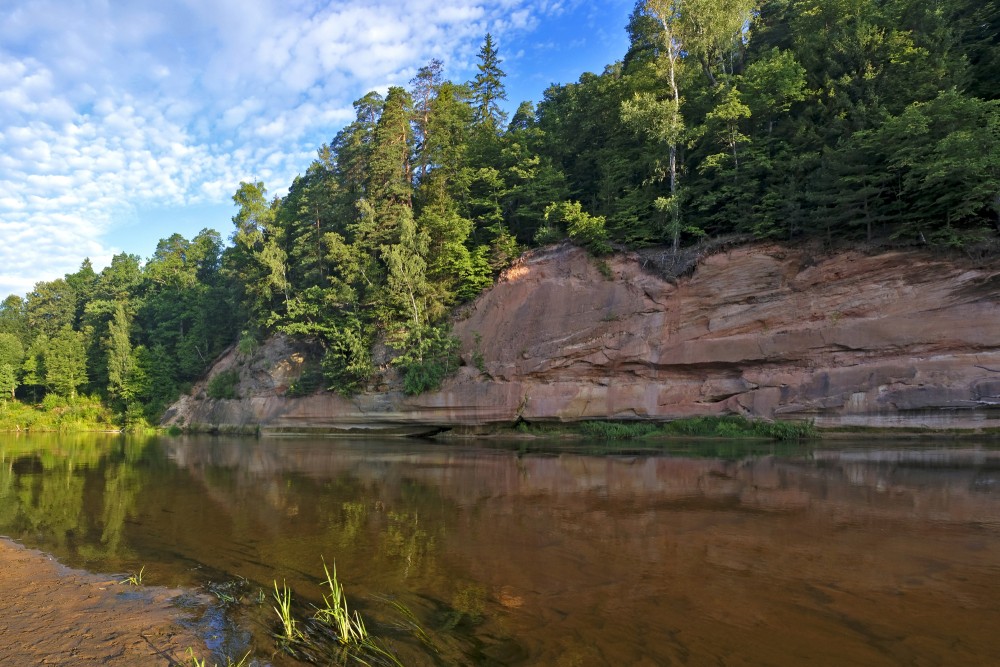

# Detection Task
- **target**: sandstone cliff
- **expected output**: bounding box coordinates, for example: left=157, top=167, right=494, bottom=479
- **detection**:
left=163, top=242, right=1000, bottom=433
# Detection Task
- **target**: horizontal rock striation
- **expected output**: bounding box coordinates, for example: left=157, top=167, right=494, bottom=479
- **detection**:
left=164, top=242, right=1000, bottom=432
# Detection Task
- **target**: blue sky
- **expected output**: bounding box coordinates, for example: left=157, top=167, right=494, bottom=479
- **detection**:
left=0, top=0, right=634, bottom=297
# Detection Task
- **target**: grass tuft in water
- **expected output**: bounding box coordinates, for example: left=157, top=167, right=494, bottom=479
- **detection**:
left=185, top=647, right=251, bottom=667
left=272, top=580, right=300, bottom=641
left=120, top=565, right=144, bottom=586
left=204, top=576, right=251, bottom=607
left=257, top=562, right=416, bottom=666
left=314, top=559, right=369, bottom=645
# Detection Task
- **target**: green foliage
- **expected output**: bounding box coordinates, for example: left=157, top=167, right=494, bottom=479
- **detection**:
left=105, top=303, right=137, bottom=404
left=45, top=326, right=88, bottom=398
left=555, top=417, right=817, bottom=441
left=0, top=333, right=24, bottom=371
left=206, top=369, right=240, bottom=400
left=26, top=278, right=77, bottom=338
left=286, top=361, right=324, bottom=397
left=393, top=325, right=461, bottom=395
left=579, top=421, right=661, bottom=439
left=237, top=331, right=259, bottom=357
left=545, top=201, right=613, bottom=255
left=185, top=647, right=252, bottom=667
left=272, top=580, right=300, bottom=641
left=314, top=560, right=369, bottom=645
left=662, top=415, right=816, bottom=441
left=0, top=333, right=24, bottom=400
left=321, top=323, right=374, bottom=396
left=120, top=566, right=145, bottom=586
left=532, top=224, right=564, bottom=245
left=253, top=561, right=407, bottom=666
left=471, top=33, right=508, bottom=130
left=0, top=363, right=17, bottom=401
left=0, top=295, right=28, bottom=343
left=0, top=394, right=116, bottom=432
left=471, top=332, right=486, bottom=374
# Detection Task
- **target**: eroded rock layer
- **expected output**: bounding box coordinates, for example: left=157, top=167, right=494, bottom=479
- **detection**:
left=164, top=243, right=1000, bottom=432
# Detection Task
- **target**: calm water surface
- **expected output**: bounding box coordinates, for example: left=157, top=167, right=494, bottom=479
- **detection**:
left=2, top=433, right=1000, bottom=665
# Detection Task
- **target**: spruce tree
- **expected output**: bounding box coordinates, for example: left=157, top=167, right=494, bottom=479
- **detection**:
left=471, top=33, right=508, bottom=130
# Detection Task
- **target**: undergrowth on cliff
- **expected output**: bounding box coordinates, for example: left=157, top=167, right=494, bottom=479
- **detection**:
left=394, top=325, right=461, bottom=395
left=287, top=361, right=324, bottom=397
left=206, top=370, right=241, bottom=400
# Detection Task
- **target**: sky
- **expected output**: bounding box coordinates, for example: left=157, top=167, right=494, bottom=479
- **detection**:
left=0, top=0, right=634, bottom=298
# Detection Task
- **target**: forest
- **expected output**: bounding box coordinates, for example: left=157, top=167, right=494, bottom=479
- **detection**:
left=0, top=0, right=997, bottom=428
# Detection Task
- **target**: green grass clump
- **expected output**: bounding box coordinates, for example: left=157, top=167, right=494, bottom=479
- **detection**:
left=573, top=416, right=816, bottom=442
left=578, top=421, right=660, bottom=439
left=185, top=647, right=251, bottom=667
left=662, top=415, right=816, bottom=440
left=272, top=580, right=300, bottom=641
left=314, top=559, right=368, bottom=645
left=262, top=560, right=406, bottom=666
left=120, top=565, right=145, bottom=586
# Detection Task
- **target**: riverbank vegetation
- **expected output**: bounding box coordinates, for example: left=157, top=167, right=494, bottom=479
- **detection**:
left=0, top=394, right=118, bottom=432
left=0, top=0, right=996, bottom=423
left=515, top=415, right=817, bottom=441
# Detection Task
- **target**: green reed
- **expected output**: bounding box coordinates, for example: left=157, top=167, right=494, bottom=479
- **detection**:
left=314, top=559, right=369, bottom=645
left=120, top=565, right=144, bottom=586
left=272, top=579, right=299, bottom=641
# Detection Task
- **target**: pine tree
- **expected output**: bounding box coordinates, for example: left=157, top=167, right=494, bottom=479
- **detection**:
left=471, top=33, right=508, bottom=130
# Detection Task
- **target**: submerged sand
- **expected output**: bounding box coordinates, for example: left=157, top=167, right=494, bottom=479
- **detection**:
left=0, top=537, right=210, bottom=666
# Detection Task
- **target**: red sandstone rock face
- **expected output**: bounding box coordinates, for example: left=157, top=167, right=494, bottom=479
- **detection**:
left=164, top=243, right=1000, bottom=431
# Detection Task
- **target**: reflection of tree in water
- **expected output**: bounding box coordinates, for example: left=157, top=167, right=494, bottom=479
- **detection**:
left=320, top=480, right=442, bottom=580
left=382, top=510, right=434, bottom=577
left=89, top=439, right=148, bottom=560
left=0, top=455, right=18, bottom=528
left=26, top=469, right=86, bottom=552
left=338, top=501, right=368, bottom=547
left=0, top=435, right=156, bottom=567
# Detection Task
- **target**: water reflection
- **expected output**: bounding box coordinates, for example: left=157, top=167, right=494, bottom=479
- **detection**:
left=2, top=434, right=1000, bottom=665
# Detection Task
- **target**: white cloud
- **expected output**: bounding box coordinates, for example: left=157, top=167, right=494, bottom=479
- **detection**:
left=0, top=0, right=588, bottom=297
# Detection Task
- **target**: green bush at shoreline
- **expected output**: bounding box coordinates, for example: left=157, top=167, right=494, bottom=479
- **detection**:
left=0, top=395, right=122, bottom=432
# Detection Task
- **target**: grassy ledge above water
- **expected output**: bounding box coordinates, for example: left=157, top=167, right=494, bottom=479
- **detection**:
left=510, top=416, right=818, bottom=442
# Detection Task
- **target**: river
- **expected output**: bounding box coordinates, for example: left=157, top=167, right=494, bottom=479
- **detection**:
left=2, top=433, right=999, bottom=665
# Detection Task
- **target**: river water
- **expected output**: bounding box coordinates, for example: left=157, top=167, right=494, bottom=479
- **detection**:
left=2, top=433, right=999, bottom=665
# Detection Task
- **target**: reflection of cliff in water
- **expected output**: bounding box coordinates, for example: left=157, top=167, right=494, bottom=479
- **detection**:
left=6, top=435, right=1000, bottom=665
left=160, top=437, right=1000, bottom=665
left=163, top=437, right=1000, bottom=524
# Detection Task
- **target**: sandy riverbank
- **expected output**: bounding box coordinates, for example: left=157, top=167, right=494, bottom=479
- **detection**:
left=0, top=537, right=210, bottom=666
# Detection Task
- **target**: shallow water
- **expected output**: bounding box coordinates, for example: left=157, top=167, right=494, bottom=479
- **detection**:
left=2, top=433, right=1000, bottom=665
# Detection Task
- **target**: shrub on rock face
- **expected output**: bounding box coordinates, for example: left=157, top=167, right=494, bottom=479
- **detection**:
left=544, top=201, right=612, bottom=255
left=321, top=323, right=374, bottom=397
left=206, top=369, right=240, bottom=399
left=393, top=324, right=461, bottom=396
